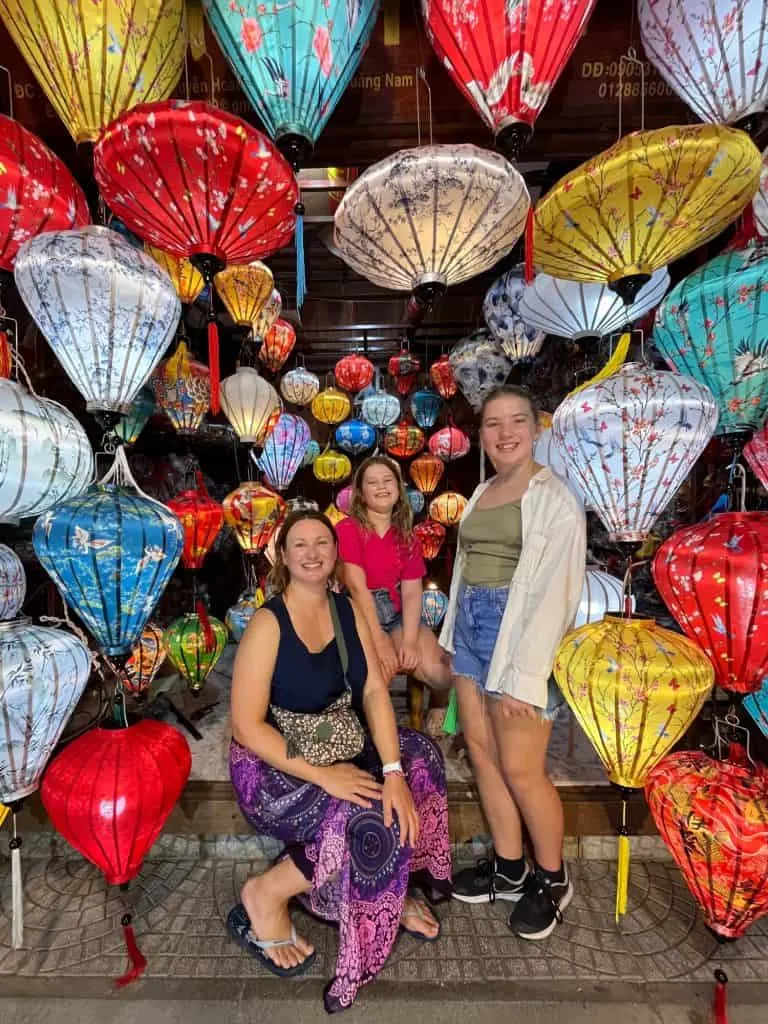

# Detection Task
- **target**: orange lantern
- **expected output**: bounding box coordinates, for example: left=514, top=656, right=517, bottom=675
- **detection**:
left=429, top=353, right=457, bottom=399
left=414, top=519, right=446, bottom=560
left=429, top=491, right=467, bottom=526
left=166, top=474, right=224, bottom=570
left=385, top=421, right=425, bottom=459
left=152, top=340, right=211, bottom=435
left=214, top=262, right=274, bottom=328
left=429, top=425, right=470, bottom=461
left=409, top=452, right=445, bottom=495
left=146, top=246, right=205, bottom=305
left=259, top=319, right=296, bottom=373
left=0, top=327, right=11, bottom=379
left=311, top=386, right=352, bottom=425
left=252, top=288, right=282, bottom=342
left=122, top=622, right=166, bottom=697
left=223, top=482, right=285, bottom=554
left=388, top=349, right=421, bottom=396
left=334, top=353, right=375, bottom=393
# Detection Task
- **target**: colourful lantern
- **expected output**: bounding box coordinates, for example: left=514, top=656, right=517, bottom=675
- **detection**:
left=288, top=497, right=319, bottom=514
left=215, top=262, right=274, bottom=328
left=653, top=513, right=768, bottom=695
left=422, top=0, right=597, bottom=157
left=534, top=125, right=761, bottom=305
left=0, top=379, right=93, bottom=524
left=385, top=421, right=426, bottom=459
left=0, top=115, right=89, bottom=271
left=152, top=341, right=211, bottom=435
left=422, top=586, right=448, bottom=629
left=15, top=227, right=181, bottom=414
left=281, top=366, right=320, bottom=407
left=428, top=425, right=470, bottom=462
left=0, top=1, right=186, bottom=144
left=429, top=353, right=458, bottom=400
left=406, top=487, right=426, bottom=515
left=324, top=503, right=348, bottom=527
left=166, top=477, right=224, bottom=570
left=483, top=269, right=546, bottom=362
left=551, top=363, right=718, bottom=542
left=410, top=389, right=443, bottom=430
left=122, top=622, right=166, bottom=697
left=653, top=245, right=768, bottom=435
left=335, top=354, right=375, bottom=394
left=336, top=486, right=353, bottom=514
left=744, top=421, right=768, bottom=491
left=533, top=426, right=589, bottom=509
left=744, top=680, right=768, bottom=738
left=0, top=804, right=7, bottom=829
left=413, top=519, right=446, bottom=560
left=313, top=448, right=352, bottom=485
left=256, top=413, right=312, bottom=491
left=220, top=367, right=281, bottom=444
left=450, top=329, right=513, bottom=413
left=520, top=269, right=670, bottom=340
left=409, top=453, right=445, bottom=495
left=0, top=545, right=24, bottom=621
left=115, top=387, right=155, bottom=446
left=252, top=288, right=283, bottom=343
left=259, top=319, right=296, bottom=374
left=311, top=386, right=352, bottom=425
left=302, top=439, right=321, bottom=467
left=429, top=491, right=468, bottom=527
left=335, top=418, right=377, bottom=455
left=145, top=247, right=206, bottom=305
left=33, top=447, right=184, bottom=656
left=646, top=749, right=768, bottom=940
left=754, top=149, right=768, bottom=238
left=388, top=350, right=422, bottom=397
left=575, top=569, right=632, bottom=629
left=226, top=589, right=266, bottom=643
left=361, top=389, right=400, bottom=428
left=223, top=482, right=285, bottom=554
left=165, top=611, right=228, bottom=693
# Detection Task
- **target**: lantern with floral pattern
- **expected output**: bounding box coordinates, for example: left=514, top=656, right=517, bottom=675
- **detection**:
left=335, top=353, right=375, bottom=393
left=483, top=269, right=546, bottom=362
left=121, top=622, right=166, bottom=697
left=385, top=421, right=426, bottom=459
left=256, top=413, right=311, bottom=491
left=146, top=247, right=205, bottom=305
left=335, top=418, right=377, bottom=455
left=223, top=482, right=285, bottom=554
left=281, top=366, right=320, bottom=407
left=0, top=545, right=24, bottom=621
left=115, top=387, right=155, bottom=446
left=259, top=319, right=296, bottom=374
left=429, top=353, right=458, bottom=399
left=413, top=519, right=446, bottom=560
left=152, top=341, right=211, bottom=435
left=450, top=329, right=512, bottom=413
left=166, top=476, right=224, bottom=571
left=215, top=262, right=274, bottom=329
left=388, top=350, right=422, bottom=396
left=422, top=586, right=448, bottom=628
left=164, top=610, right=228, bottom=693
left=429, top=425, right=470, bottom=462
left=361, top=389, right=400, bottom=428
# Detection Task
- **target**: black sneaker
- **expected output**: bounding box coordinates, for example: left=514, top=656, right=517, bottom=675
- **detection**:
left=451, top=857, right=529, bottom=904
left=509, top=865, right=573, bottom=940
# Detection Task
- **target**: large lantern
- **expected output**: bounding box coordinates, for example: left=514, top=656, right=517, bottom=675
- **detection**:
left=575, top=568, right=632, bottom=628
left=145, top=247, right=206, bottom=305
left=335, top=354, right=375, bottom=394
left=313, top=448, right=352, bottom=485
left=226, top=588, right=266, bottom=643
left=534, top=125, right=761, bottom=304
left=335, top=418, right=377, bottom=456
left=422, top=586, right=448, bottom=629
left=429, top=491, right=468, bottom=527
left=0, top=115, right=89, bottom=272
left=311, top=386, right=352, bottom=425
left=388, top=350, right=422, bottom=397
left=409, top=453, right=445, bottom=495
left=653, top=513, right=768, bottom=695
left=259, top=319, right=297, bottom=374
left=221, top=367, right=281, bottom=444
left=653, top=245, right=768, bottom=435
left=0, top=545, right=24, bottom=621
left=428, top=425, right=470, bottom=462
left=450, top=330, right=512, bottom=412
left=281, top=366, right=320, bottom=407
left=33, top=447, right=184, bottom=656
left=164, top=611, right=228, bottom=693
left=533, top=425, right=588, bottom=508
left=483, top=269, right=545, bottom=362
left=166, top=476, right=224, bottom=570
left=215, top=262, right=274, bottom=330
left=0, top=379, right=93, bottom=524
left=15, top=227, right=181, bottom=414
left=256, top=413, right=312, bottom=491
left=361, top=389, right=400, bottom=428
left=122, top=623, right=166, bottom=697
left=429, top=353, right=458, bottom=400
left=152, top=340, right=211, bottom=435
left=413, top=520, right=446, bottom=560
left=385, top=422, right=426, bottom=460
left=115, top=387, right=155, bottom=446
left=421, top=0, right=597, bottom=158
left=223, top=482, right=285, bottom=554
left=410, top=390, right=443, bottom=430
left=551, top=363, right=718, bottom=542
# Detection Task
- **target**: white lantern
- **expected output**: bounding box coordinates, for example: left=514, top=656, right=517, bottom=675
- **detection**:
left=519, top=269, right=671, bottom=340
left=483, top=269, right=546, bottom=361
left=14, top=226, right=181, bottom=414
left=0, top=379, right=94, bottom=524
left=362, top=390, right=400, bottom=428
left=449, top=329, right=512, bottom=413
left=534, top=426, right=589, bottom=509
left=753, top=148, right=768, bottom=238
left=0, top=545, right=25, bottom=620
left=220, top=367, right=281, bottom=444
left=575, top=568, right=634, bottom=629
left=280, top=366, right=320, bottom=407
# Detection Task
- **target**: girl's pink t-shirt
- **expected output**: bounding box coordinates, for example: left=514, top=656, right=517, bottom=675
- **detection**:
left=336, top=517, right=426, bottom=612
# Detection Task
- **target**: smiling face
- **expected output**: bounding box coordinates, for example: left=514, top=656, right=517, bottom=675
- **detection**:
left=480, top=393, right=540, bottom=473
left=281, top=516, right=337, bottom=588
left=359, top=461, right=400, bottom=516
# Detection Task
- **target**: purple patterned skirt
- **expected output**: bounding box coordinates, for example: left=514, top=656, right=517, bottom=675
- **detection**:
left=229, top=728, right=452, bottom=1012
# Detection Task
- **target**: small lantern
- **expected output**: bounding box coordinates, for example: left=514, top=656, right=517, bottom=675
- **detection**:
left=152, top=341, right=211, bottom=435
left=0, top=544, right=25, bottom=620
left=146, top=246, right=205, bottom=305
left=429, top=425, right=470, bottom=461
left=226, top=588, right=266, bottom=642
left=324, top=503, right=348, bottom=526
left=313, top=448, right=353, bottom=485
left=413, top=519, right=446, bottom=560
left=422, top=586, right=448, bottom=628
left=450, top=329, right=512, bottom=413
left=311, top=386, right=352, bottom=425
left=166, top=475, right=224, bottom=570
left=406, top=487, right=426, bottom=515
left=281, top=366, right=320, bottom=407
left=259, top=319, right=296, bottom=373
left=388, top=349, right=422, bottom=396
left=335, top=353, right=375, bottom=393
left=220, top=366, right=281, bottom=444
left=410, top=389, right=443, bottom=429
left=122, top=622, right=166, bottom=697
left=115, top=387, right=155, bottom=446
left=335, top=418, right=377, bottom=455
left=429, top=491, right=467, bottom=526
left=214, top=262, right=274, bottom=328
left=409, top=452, right=445, bottom=495
left=361, top=389, right=400, bottom=428
left=252, top=288, right=282, bottom=343
left=223, top=482, right=285, bottom=554
left=302, top=440, right=321, bottom=467
left=429, top=353, right=458, bottom=399
left=336, top=486, right=353, bottom=514
left=255, top=413, right=311, bottom=491
left=164, top=611, right=228, bottom=693
left=385, top=421, right=426, bottom=459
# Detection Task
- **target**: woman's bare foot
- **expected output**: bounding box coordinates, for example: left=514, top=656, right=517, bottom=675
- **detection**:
left=400, top=896, right=440, bottom=939
left=240, top=872, right=315, bottom=971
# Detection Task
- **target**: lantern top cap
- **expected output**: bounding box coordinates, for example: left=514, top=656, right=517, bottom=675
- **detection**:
left=602, top=615, right=656, bottom=627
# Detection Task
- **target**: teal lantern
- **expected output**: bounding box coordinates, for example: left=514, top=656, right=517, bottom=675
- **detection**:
left=653, top=245, right=768, bottom=436
left=335, top=418, right=376, bottom=455
left=406, top=487, right=426, bottom=515
left=115, top=386, right=155, bottom=445
left=410, top=389, right=443, bottom=429
left=255, top=413, right=311, bottom=491
left=301, top=439, right=321, bottom=467
left=422, top=586, right=448, bottom=628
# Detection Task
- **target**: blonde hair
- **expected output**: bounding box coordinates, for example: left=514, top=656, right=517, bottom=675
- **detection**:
left=350, top=455, right=413, bottom=540
left=267, top=510, right=339, bottom=595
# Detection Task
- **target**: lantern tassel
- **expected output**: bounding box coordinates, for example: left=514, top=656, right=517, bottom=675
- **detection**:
left=208, top=316, right=220, bottom=414
left=295, top=204, right=306, bottom=310
left=116, top=912, right=147, bottom=989
left=713, top=970, right=728, bottom=1024
left=615, top=833, right=630, bottom=922
left=524, top=205, right=535, bottom=284
left=10, top=809, right=23, bottom=950
left=568, top=332, right=631, bottom=398
left=196, top=598, right=216, bottom=653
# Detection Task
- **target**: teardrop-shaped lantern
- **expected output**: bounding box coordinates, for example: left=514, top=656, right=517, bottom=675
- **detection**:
left=0, top=379, right=93, bottom=524
left=33, top=448, right=184, bottom=656
left=256, top=413, right=311, bottom=491
left=429, top=491, right=468, bottom=526
left=122, top=622, right=166, bottom=697
left=450, top=329, right=513, bottom=412
left=0, top=1, right=186, bottom=144
left=221, top=367, right=281, bottom=444
left=385, top=421, right=426, bottom=459
left=388, top=350, right=422, bottom=397
left=15, top=227, right=181, bottom=414
left=152, top=341, right=211, bottom=435
left=145, top=247, right=206, bottom=305
left=429, top=353, right=458, bottom=399
left=575, top=568, right=631, bottom=629
left=215, top=262, right=274, bottom=328
left=483, top=269, right=546, bottom=362
left=410, top=389, right=443, bottom=430
left=428, top=425, right=470, bottom=462
left=226, top=588, right=266, bottom=643
left=259, top=319, right=296, bottom=374
left=311, top=386, right=352, bottom=425
left=422, top=586, right=448, bottom=629
left=281, top=366, right=320, bottom=407
left=252, top=288, right=282, bottom=343
left=409, top=453, right=445, bottom=495
left=165, top=611, right=228, bottom=693
left=745, top=419, right=768, bottom=491
left=0, top=115, right=89, bottom=272
left=361, top=389, right=400, bottom=428
left=166, top=476, right=224, bottom=570
left=551, top=363, right=718, bottom=542
left=115, top=387, right=155, bottom=446
left=0, top=544, right=24, bottom=620
left=335, top=418, right=377, bottom=455
left=223, top=482, right=285, bottom=554
left=335, top=354, right=375, bottom=394
left=534, top=126, right=761, bottom=304
left=413, top=519, right=446, bottom=560
left=313, top=448, right=352, bottom=485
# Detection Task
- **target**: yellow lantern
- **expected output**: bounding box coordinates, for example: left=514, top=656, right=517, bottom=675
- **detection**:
left=324, top=503, right=348, bottom=526
left=145, top=247, right=206, bottom=305
left=0, top=1, right=186, bottom=144
left=314, top=448, right=352, bottom=485
left=215, top=262, right=274, bottom=328
left=429, top=491, right=467, bottom=526
left=0, top=803, right=8, bottom=829
left=534, top=124, right=761, bottom=304
left=311, top=386, right=352, bottom=426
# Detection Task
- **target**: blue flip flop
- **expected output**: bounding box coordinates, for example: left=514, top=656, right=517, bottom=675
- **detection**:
left=226, top=903, right=317, bottom=978
left=399, top=899, right=441, bottom=943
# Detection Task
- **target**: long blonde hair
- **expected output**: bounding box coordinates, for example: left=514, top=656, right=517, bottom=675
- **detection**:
left=350, top=455, right=413, bottom=540
left=267, top=510, right=339, bottom=595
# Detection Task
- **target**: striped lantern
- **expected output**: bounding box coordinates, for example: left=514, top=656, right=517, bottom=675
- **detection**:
left=575, top=568, right=633, bottom=628
left=259, top=319, right=296, bottom=374
left=313, top=448, right=353, bottom=485
left=429, top=491, right=468, bottom=526
left=281, top=366, right=320, bottom=407
left=335, top=418, right=377, bottom=455
left=409, top=452, right=445, bottom=495
left=152, top=341, right=211, bottom=435
left=220, top=367, right=281, bottom=444
left=422, top=586, right=448, bottom=628
left=164, top=611, right=228, bottom=693
left=166, top=477, right=224, bottom=570
left=335, top=353, right=375, bottom=393
left=385, top=421, right=425, bottom=459
left=361, top=389, right=400, bottom=428
left=145, top=246, right=205, bottom=304
left=214, top=262, right=274, bottom=327
left=410, top=389, right=443, bottom=429
left=413, top=519, right=447, bottom=560
left=429, top=353, right=458, bottom=399
left=311, top=386, right=352, bottom=426
left=0, top=544, right=25, bottom=620
left=255, top=413, right=311, bottom=491
left=223, top=482, right=285, bottom=554
left=121, top=622, right=166, bottom=697
left=428, top=425, right=470, bottom=462
left=388, top=349, right=421, bottom=396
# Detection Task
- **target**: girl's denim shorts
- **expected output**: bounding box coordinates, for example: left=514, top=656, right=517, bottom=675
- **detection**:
left=371, top=587, right=402, bottom=634
left=452, top=583, right=565, bottom=722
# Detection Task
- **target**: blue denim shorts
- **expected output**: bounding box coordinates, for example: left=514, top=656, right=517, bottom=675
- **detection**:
left=372, top=587, right=402, bottom=634
left=452, top=583, right=565, bottom=722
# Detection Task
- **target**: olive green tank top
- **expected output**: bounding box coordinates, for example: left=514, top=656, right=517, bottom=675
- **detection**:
left=459, top=500, right=523, bottom=587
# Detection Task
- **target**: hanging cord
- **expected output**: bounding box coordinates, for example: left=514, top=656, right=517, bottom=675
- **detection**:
left=617, top=47, right=646, bottom=140
left=0, top=64, right=14, bottom=119
left=620, top=559, right=647, bottom=617
left=415, top=67, right=433, bottom=148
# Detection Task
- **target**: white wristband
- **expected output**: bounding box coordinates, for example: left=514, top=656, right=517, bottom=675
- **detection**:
left=382, top=760, right=403, bottom=776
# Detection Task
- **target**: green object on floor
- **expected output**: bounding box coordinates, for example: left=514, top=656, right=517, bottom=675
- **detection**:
left=443, top=688, right=459, bottom=735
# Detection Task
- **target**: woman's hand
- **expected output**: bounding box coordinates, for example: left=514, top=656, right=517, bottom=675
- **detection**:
left=317, top=763, right=383, bottom=808
left=398, top=640, right=419, bottom=674
left=375, top=632, right=400, bottom=681
left=382, top=773, right=419, bottom=848
left=499, top=694, right=540, bottom=720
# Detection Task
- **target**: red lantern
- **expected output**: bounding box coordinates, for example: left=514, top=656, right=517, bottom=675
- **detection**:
left=429, top=424, right=470, bottom=461
left=388, top=349, right=421, bottom=396
left=334, top=353, right=375, bottom=393
left=744, top=423, right=768, bottom=492
left=385, top=421, right=425, bottom=459
left=259, top=319, right=297, bottom=374
left=414, top=519, right=446, bottom=560
left=409, top=452, right=445, bottom=495
left=653, top=513, right=768, bottom=694
left=166, top=473, right=224, bottom=570
left=0, top=329, right=11, bottom=379
left=429, top=353, right=458, bottom=399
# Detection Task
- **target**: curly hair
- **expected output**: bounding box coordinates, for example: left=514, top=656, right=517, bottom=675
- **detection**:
left=267, top=510, right=339, bottom=595
left=349, top=455, right=413, bottom=541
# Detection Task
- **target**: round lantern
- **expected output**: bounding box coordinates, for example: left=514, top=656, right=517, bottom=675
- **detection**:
left=483, top=269, right=546, bottom=362
left=314, top=448, right=353, bottom=485
left=281, top=366, right=320, bottom=407
left=450, top=330, right=512, bottom=413
left=575, top=568, right=633, bottom=629
left=429, top=353, right=458, bottom=399
left=311, top=386, right=352, bottom=425
left=152, top=340, right=211, bottom=435
left=0, top=379, right=93, bottom=524
left=115, top=387, right=155, bottom=446
left=0, top=545, right=24, bottom=621
left=215, top=262, right=274, bottom=328
left=422, top=586, right=448, bottom=629
left=385, top=421, right=425, bottom=459
left=166, top=477, right=224, bottom=571
left=146, top=247, right=206, bottom=305
left=406, top=487, right=426, bottom=515
left=226, top=589, right=266, bottom=643
left=121, top=622, right=166, bottom=697
left=409, top=452, right=445, bottom=495
left=388, top=350, right=422, bottom=397
left=335, top=354, right=375, bottom=394
left=429, top=491, right=467, bottom=527
left=413, top=519, right=446, bottom=560
left=302, top=439, right=321, bottom=467
left=165, top=611, right=228, bottom=693
left=429, top=425, right=470, bottom=462
left=551, top=363, right=718, bottom=542
left=256, top=413, right=312, bottom=491
left=223, top=482, right=285, bottom=554
left=410, top=389, right=443, bottom=429
left=335, top=418, right=377, bottom=455
left=336, top=486, right=353, bottom=515
left=15, top=226, right=181, bottom=414
left=221, top=367, right=281, bottom=444
left=259, top=319, right=296, bottom=374
left=653, top=513, right=768, bottom=695
left=362, top=389, right=400, bottom=428
left=33, top=447, right=184, bottom=656
left=745, top=420, right=768, bottom=491
left=288, top=497, right=319, bottom=514
left=324, top=503, right=348, bottom=527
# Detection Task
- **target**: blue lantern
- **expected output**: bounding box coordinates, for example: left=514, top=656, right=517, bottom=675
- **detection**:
left=483, top=268, right=546, bottom=362
left=115, top=386, right=155, bottom=445
left=302, top=439, right=321, bottom=467
left=335, top=418, right=377, bottom=455
left=410, top=389, right=443, bottom=429
left=255, top=413, right=311, bottom=491
left=362, top=389, right=400, bottom=428
left=406, top=487, right=426, bottom=515
left=33, top=448, right=184, bottom=657
left=226, top=588, right=266, bottom=642
left=653, top=245, right=768, bottom=436
left=744, top=682, right=768, bottom=741
left=422, top=587, right=448, bottom=629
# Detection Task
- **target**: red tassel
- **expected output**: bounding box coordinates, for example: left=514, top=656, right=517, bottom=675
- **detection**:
left=713, top=970, right=728, bottom=1024
left=115, top=918, right=147, bottom=989
left=195, top=470, right=208, bottom=497
left=196, top=598, right=215, bottom=653
left=524, top=205, right=535, bottom=284
left=208, top=317, right=220, bottom=414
